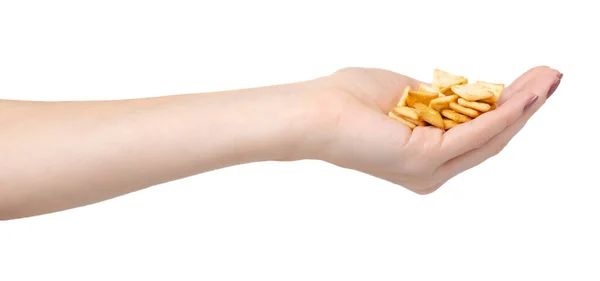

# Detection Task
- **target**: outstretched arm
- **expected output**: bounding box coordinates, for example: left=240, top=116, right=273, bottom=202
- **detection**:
left=0, top=78, right=331, bottom=220
left=0, top=66, right=561, bottom=220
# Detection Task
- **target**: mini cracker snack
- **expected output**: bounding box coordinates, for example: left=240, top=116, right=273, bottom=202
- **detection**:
left=388, top=69, right=503, bottom=131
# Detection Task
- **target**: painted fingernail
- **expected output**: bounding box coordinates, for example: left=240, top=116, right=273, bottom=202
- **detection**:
left=547, top=79, right=561, bottom=99
left=524, top=95, right=539, bottom=112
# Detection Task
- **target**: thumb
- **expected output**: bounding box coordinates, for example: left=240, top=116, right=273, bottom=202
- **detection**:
left=331, top=67, right=424, bottom=112
left=360, top=68, right=425, bottom=112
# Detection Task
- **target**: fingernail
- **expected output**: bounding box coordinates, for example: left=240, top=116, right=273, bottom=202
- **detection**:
left=547, top=79, right=561, bottom=99
left=557, top=72, right=563, bottom=79
left=524, top=95, right=539, bottom=112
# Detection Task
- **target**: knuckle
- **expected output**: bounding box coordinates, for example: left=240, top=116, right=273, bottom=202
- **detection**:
left=493, top=110, right=513, bottom=129
left=474, top=133, right=492, bottom=149
left=413, top=189, right=435, bottom=195
left=501, top=114, right=513, bottom=129
left=411, top=182, right=444, bottom=195
left=491, top=141, right=509, bottom=157
left=489, top=110, right=512, bottom=129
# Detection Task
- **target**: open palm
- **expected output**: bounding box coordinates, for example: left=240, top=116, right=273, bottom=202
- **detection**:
left=317, top=66, right=561, bottom=194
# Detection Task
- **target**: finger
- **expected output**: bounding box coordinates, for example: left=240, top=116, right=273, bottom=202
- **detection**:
left=340, top=67, right=425, bottom=112
left=434, top=74, right=560, bottom=180
left=508, top=66, right=552, bottom=91
left=439, top=90, right=538, bottom=162
left=499, top=66, right=560, bottom=105
left=378, top=69, right=427, bottom=111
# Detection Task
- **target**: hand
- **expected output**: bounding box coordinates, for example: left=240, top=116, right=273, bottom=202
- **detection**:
left=310, top=66, right=562, bottom=194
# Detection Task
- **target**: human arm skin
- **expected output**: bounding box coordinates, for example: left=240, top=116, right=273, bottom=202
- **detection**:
left=0, top=78, right=334, bottom=220
left=0, top=66, right=561, bottom=220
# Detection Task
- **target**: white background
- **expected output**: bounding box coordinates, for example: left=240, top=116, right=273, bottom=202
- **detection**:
left=1, top=0, right=599, bottom=280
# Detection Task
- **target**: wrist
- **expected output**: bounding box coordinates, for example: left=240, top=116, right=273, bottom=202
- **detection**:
left=274, top=76, right=342, bottom=162
left=224, top=75, right=341, bottom=163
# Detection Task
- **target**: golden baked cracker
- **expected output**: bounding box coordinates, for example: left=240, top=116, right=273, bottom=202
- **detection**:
left=450, top=84, right=494, bottom=101
left=441, top=109, right=472, bottom=123
left=418, top=83, right=442, bottom=96
left=414, top=103, right=445, bottom=129
left=406, top=93, right=437, bottom=108
left=443, top=119, right=458, bottom=130
left=430, top=94, right=459, bottom=111
left=392, top=106, right=419, bottom=120
left=457, top=98, right=492, bottom=112
left=476, top=81, right=504, bottom=103
left=402, top=116, right=427, bottom=126
left=396, top=85, right=411, bottom=107
left=449, top=102, right=480, bottom=118
left=410, top=89, right=439, bottom=99
left=388, top=112, right=416, bottom=129
left=432, top=69, right=468, bottom=94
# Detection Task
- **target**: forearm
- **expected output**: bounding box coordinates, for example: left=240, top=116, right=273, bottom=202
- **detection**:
left=0, top=78, right=330, bottom=220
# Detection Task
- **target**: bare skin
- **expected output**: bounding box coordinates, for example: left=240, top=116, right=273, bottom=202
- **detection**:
left=0, top=66, right=561, bottom=220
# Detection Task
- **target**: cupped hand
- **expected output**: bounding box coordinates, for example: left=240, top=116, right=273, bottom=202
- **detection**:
left=313, top=66, right=562, bottom=194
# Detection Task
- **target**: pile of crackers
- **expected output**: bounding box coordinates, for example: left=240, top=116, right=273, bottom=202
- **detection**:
left=388, top=69, right=504, bottom=130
